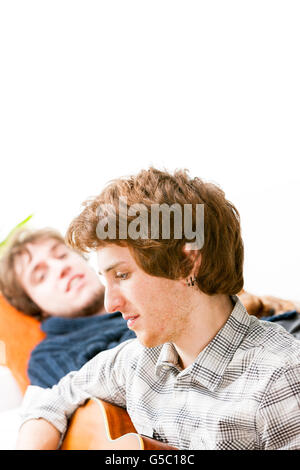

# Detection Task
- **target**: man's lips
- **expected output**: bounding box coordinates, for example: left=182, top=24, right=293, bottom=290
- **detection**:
left=66, top=274, right=85, bottom=292
left=122, top=314, right=139, bottom=329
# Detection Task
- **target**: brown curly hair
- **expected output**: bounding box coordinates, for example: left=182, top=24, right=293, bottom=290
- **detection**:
left=66, top=167, right=244, bottom=295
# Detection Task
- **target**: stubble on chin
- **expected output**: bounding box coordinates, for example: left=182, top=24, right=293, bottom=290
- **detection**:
left=69, top=287, right=105, bottom=318
left=135, top=328, right=167, bottom=349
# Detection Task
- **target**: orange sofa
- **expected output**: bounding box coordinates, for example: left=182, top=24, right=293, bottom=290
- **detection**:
left=0, top=294, right=45, bottom=394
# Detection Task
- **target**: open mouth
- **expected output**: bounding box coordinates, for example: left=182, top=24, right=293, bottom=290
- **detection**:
left=66, top=274, right=85, bottom=292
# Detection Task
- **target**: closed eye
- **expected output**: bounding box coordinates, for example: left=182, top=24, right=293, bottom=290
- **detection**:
left=32, top=266, right=47, bottom=284
left=38, top=272, right=46, bottom=282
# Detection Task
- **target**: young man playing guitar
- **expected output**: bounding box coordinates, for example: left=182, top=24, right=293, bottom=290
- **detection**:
left=16, top=168, right=300, bottom=450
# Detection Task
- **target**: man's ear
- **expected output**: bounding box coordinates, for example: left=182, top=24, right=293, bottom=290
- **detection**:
left=182, top=244, right=202, bottom=280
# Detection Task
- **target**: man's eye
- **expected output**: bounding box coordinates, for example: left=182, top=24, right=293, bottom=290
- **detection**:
left=35, top=272, right=46, bottom=283
left=115, top=272, right=129, bottom=280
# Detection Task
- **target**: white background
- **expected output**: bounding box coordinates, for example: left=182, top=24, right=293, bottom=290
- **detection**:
left=0, top=1, right=299, bottom=300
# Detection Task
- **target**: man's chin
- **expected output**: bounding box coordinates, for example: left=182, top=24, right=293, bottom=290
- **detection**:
left=136, top=332, right=164, bottom=349
left=66, top=289, right=105, bottom=318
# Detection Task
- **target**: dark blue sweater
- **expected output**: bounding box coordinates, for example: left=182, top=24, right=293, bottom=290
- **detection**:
left=28, top=312, right=136, bottom=388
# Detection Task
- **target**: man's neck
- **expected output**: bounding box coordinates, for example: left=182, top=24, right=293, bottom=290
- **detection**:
left=174, top=293, right=234, bottom=370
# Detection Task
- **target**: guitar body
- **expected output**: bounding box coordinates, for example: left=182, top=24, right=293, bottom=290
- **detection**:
left=61, top=398, right=176, bottom=450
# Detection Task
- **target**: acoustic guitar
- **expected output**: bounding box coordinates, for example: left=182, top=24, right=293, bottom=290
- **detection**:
left=61, top=398, right=177, bottom=450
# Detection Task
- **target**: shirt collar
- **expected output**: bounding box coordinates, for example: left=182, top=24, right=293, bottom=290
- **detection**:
left=155, top=295, right=251, bottom=392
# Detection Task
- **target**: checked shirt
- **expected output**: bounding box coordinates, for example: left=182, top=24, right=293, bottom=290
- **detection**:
left=20, top=296, right=300, bottom=450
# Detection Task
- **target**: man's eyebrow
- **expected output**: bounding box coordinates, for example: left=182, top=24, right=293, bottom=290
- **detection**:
left=28, top=241, right=61, bottom=266
left=27, top=241, right=62, bottom=272
left=27, top=242, right=64, bottom=282
left=98, top=261, right=127, bottom=275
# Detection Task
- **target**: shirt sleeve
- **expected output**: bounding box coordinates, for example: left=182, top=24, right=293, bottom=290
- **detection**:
left=20, top=339, right=136, bottom=439
left=256, top=364, right=300, bottom=449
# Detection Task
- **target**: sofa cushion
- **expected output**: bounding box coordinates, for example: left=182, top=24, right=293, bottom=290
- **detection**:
left=0, top=294, right=45, bottom=394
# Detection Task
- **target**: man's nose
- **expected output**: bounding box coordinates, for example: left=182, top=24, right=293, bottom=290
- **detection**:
left=104, top=286, right=125, bottom=313
left=59, top=265, right=72, bottom=279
